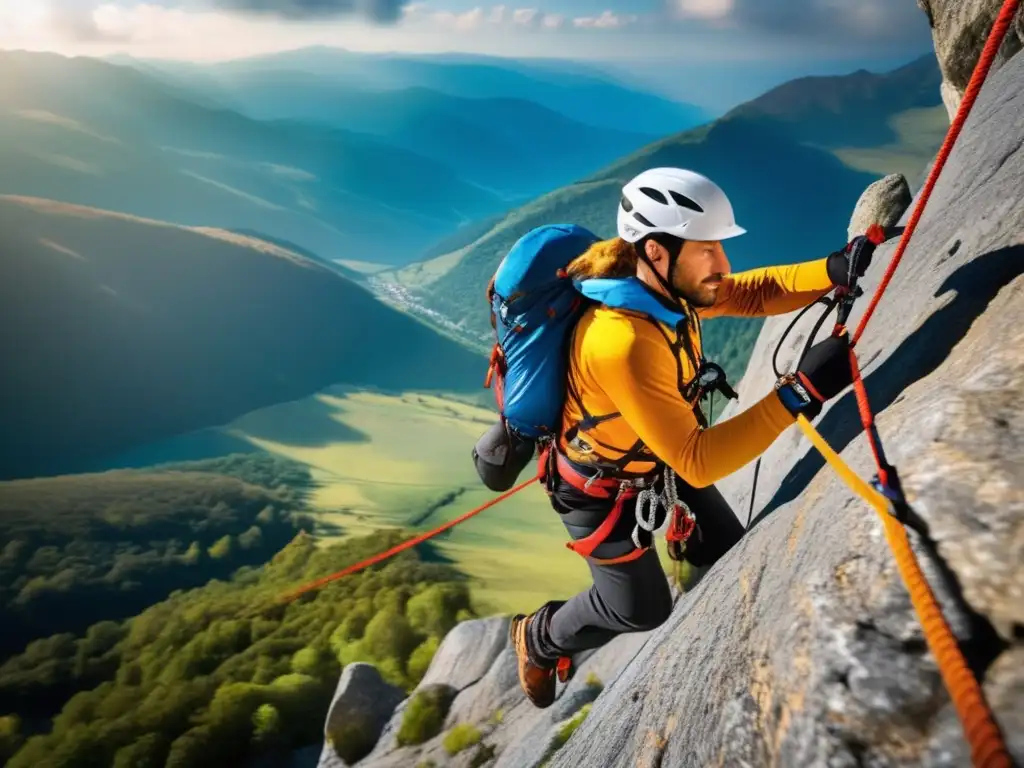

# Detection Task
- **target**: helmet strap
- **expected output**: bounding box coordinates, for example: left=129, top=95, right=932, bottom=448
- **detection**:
left=635, top=234, right=686, bottom=305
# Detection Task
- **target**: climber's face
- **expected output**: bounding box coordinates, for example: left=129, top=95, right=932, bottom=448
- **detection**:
left=645, top=238, right=731, bottom=308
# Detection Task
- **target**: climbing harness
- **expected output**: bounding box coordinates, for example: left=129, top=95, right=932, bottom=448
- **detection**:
left=633, top=466, right=697, bottom=558
left=537, top=445, right=698, bottom=566
left=277, top=3, right=1017, bottom=762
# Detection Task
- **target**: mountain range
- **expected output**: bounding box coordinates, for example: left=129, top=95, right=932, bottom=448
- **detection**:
left=162, top=70, right=663, bottom=198
left=3, top=49, right=710, bottom=268
left=0, top=50, right=507, bottom=267
left=126, top=47, right=710, bottom=136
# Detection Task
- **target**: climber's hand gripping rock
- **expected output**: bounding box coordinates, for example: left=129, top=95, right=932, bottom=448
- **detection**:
left=826, top=229, right=881, bottom=288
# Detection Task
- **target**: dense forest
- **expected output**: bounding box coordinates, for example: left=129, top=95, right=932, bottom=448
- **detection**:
left=0, top=454, right=316, bottom=658
left=0, top=530, right=475, bottom=767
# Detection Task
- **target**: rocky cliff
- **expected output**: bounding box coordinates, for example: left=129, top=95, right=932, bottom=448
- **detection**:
left=312, top=6, right=1023, bottom=767
left=919, top=0, right=1023, bottom=119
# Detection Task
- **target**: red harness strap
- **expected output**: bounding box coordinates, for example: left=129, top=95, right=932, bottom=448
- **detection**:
left=538, top=446, right=652, bottom=565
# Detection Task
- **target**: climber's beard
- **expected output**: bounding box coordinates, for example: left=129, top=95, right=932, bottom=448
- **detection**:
left=672, top=268, right=723, bottom=309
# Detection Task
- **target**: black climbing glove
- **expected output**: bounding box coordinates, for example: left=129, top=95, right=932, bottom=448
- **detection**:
left=826, top=231, right=880, bottom=288
left=776, top=334, right=854, bottom=419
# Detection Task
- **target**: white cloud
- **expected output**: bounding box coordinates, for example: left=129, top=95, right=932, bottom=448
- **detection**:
left=512, top=8, right=538, bottom=25
left=675, top=0, right=734, bottom=20
left=0, top=3, right=50, bottom=36
left=541, top=13, right=564, bottom=29
left=429, top=6, right=485, bottom=30
left=1, top=2, right=653, bottom=61
left=2, top=0, right=923, bottom=65
left=412, top=4, right=606, bottom=33
left=572, top=10, right=637, bottom=29
left=1, top=1, right=642, bottom=53
left=92, top=3, right=193, bottom=41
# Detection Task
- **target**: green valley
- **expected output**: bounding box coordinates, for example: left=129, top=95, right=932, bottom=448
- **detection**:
left=91, top=388, right=592, bottom=619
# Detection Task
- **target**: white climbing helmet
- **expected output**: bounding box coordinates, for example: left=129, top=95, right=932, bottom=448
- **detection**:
left=616, top=167, right=746, bottom=244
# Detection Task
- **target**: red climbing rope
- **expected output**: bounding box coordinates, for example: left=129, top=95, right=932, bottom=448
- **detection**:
left=852, top=0, right=1022, bottom=347
left=278, top=475, right=538, bottom=604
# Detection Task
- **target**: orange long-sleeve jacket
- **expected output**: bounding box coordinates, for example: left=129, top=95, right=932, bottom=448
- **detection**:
left=558, top=257, right=836, bottom=488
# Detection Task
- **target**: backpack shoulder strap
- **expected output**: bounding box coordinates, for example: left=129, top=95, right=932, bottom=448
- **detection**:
left=559, top=278, right=685, bottom=470
left=570, top=276, right=711, bottom=431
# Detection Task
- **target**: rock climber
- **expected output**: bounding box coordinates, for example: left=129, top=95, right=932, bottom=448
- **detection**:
left=511, top=166, right=878, bottom=708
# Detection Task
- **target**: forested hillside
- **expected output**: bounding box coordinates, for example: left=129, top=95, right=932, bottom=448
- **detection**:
left=0, top=531, right=475, bottom=767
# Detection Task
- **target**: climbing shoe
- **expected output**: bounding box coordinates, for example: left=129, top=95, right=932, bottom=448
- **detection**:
left=510, top=613, right=558, bottom=708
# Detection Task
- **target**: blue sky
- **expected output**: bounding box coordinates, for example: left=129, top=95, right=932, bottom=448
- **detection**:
left=0, top=0, right=936, bottom=111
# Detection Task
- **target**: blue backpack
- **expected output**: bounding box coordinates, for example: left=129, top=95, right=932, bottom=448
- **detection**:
left=473, top=224, right=687, bottom=491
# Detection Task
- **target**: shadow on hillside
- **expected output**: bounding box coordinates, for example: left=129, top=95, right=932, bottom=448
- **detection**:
left=414, top=539, right=460, bottom=566
left=77, top=427, right=261, bottom=473
left=750, top=244, right=1024, bottom=528
left=229, top=394, right=370, bottom=448
left=0, top=198, right=486, bottom=479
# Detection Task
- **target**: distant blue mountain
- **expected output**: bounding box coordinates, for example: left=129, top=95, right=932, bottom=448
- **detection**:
left=179, top=68, right=662, bottom=197
left=0, top=50, right=508, bottom=265
left=123, top=46, right=710, bottom=138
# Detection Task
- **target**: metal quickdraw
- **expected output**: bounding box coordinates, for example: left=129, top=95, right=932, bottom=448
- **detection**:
left=633, top=466, right=698, bottom=561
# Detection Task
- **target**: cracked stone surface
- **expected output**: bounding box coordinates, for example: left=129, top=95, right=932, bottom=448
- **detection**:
left=356, top=627, right=652, bottom=768
left=316, top=663, right=406, bottom=768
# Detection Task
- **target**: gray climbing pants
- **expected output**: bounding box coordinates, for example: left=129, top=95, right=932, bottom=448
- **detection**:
left=529, top=473, right=744, bottom=663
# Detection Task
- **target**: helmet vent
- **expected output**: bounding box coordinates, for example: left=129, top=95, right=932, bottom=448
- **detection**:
left=669, top=191, right=704, bottom=213
left=639, top=187, right=668, bottom=204
left=620, top=194, right=634, bottom=212
left=633, top=212, right=655, bottom=227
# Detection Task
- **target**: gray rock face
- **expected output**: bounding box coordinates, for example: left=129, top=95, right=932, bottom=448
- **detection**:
left=848, top=173, right=913, bottom=242
left=545, top=47, right=1024, bottom=768
left=317, top=663, right=406, bottom=768
left=917, top=0, right=1023, bottom=119
left=419, top=616, right=510, bottom=692
left=358, top=624, right=655, bottom=768
left=361, top=617, right=509, bottom=762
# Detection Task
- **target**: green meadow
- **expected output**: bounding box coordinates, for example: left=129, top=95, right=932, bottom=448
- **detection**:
left=832, top=104, right=949, bottom=181
left=204, top=388, right=595, bottom=616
